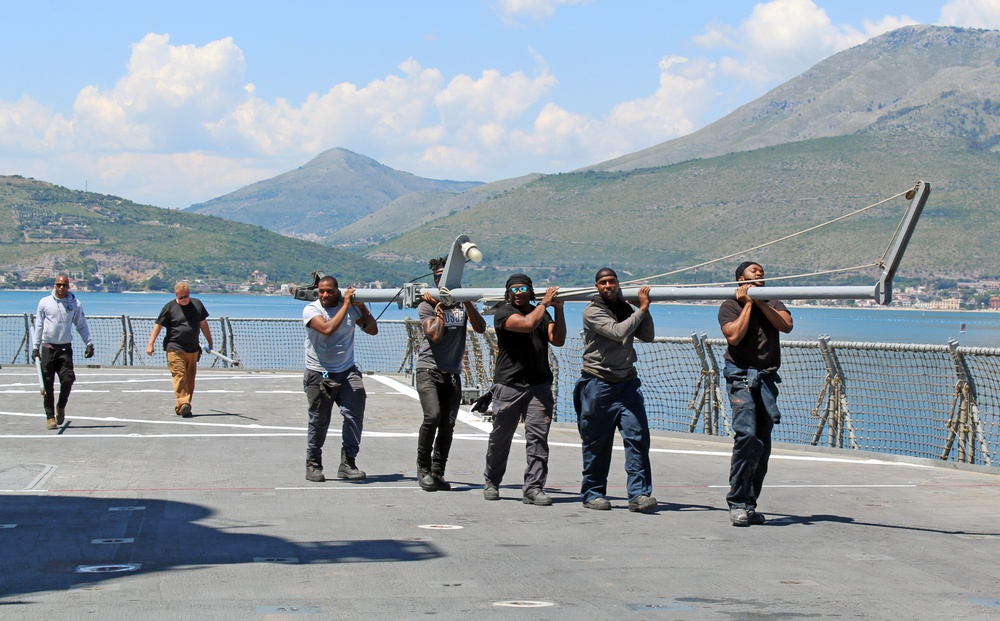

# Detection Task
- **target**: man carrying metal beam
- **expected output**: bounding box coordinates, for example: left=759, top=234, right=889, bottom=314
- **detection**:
left=414, top=257, right=487, bottom=491
left=718, top=262, right=793, bottom=526
left=573, top=268, right=657, bottom=512
left=484, top=273, right=566, bottom=506
left=302, top=276, right=378, bottom=483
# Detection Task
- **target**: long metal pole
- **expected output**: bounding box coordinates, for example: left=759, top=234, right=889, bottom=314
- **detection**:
left=343, top=181, right=929, bottom=308
left=350, top=284, right=877, bottom=305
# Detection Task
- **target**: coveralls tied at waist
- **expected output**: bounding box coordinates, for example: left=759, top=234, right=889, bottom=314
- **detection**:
left=724, top=363, right=783, bottom=425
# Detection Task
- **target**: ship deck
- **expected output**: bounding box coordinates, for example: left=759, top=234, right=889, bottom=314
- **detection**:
left=1, top=367, right=998, bottom=620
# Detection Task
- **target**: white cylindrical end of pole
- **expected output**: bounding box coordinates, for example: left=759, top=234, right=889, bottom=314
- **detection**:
left=462, top=242, right=483, bottom=262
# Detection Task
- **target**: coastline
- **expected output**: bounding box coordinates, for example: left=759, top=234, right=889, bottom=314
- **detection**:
left=3, top=288, right=994, bottom=313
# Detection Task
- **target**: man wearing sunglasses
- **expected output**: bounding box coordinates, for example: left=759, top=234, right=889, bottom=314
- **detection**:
left=574, top=268, right=657, bottom=512
left=414, top=257, right=487, bottom=491
left=145, top=281, right=214, bottom=418
left=32, top=274, right=94, bottom=430
left=484, top=273, right=566, bottom=506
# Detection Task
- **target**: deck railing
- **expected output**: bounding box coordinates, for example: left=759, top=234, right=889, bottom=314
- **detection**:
left=4, top=314, right=997, bottom=468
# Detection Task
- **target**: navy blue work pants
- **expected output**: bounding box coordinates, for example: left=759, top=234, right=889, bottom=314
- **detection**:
left=574, top=374, right=652, bottom=503
left=724, top=361, right=775, bottom=509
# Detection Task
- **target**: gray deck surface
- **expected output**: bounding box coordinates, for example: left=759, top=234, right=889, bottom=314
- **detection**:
left=1, top=367, right=998, bottom=620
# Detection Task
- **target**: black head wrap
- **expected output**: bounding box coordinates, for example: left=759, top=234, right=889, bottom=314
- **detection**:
left=735, top=261, right=759, bottom=280
left=505, top=273, right=534, bottom=302
left=595, top=267, right=618, bottom=283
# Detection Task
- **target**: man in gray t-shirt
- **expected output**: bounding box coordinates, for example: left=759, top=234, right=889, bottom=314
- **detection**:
left=302, top=276, right=378, bottom=483
left=414, top=257, right=486, bottom=491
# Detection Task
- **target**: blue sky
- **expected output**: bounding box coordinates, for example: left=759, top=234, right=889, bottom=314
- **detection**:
left=0, top=0, right=996, bottom=208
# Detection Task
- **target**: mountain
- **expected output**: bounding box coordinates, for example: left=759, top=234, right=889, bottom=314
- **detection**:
left=0, top=175, right=406, bottom=288
left=325, top=173, right=543, bottom=246
left=186, top=148, right=482, bottom=242
left=361, top=25, right=1000, bottom=286
left=590, top=25, right=1000, bottom=171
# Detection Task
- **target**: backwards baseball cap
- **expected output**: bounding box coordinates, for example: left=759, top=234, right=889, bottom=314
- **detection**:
left=506, top=273, right=532, bottom=289
left=735, top=261, right=760, bottom=280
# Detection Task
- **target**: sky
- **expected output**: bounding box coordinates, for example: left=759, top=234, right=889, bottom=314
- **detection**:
left=1, top=0, right=998, bottom=209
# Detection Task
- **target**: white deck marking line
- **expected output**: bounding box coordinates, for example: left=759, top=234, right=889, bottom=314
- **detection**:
left=0, top=374, right=298, bottom=388
left=0, top=373, right=943, bottom=471
left=0, top=410, right=304, bottom=431
left=0, top=433, right=305, bottom=439
left=275, top=486, right=423, bottom=491
left=366, top=375, right=934, bottom=470
left=707, top=484, right=918, bottom=488
left=368, top=374, right=494, bottom=433
left=0, top=482, right=937, bottom=494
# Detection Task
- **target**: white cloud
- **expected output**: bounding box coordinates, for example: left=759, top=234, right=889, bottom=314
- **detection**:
left=0, top=97, right=70, bottom=152
left=0, top=3, right=957, bottom=209
left=495, top=0, right=590, bottom=23
left=503, top=55, right=719, bottom=170
left=72, top=33, right=248, bottom=151
left=1, top=35, right=569, bottom=205
left=700, top=0, right=917, bottom=84
left=940, top=0, right=1000, bottom=28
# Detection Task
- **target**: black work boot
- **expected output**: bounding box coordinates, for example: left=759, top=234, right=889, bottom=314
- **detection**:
left=337, top=447, right=366, bottom=480
left=417, top=467, right=436, bottom=491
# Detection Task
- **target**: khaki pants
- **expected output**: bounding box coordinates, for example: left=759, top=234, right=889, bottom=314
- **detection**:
left=166, top=350, right=199, bottom=413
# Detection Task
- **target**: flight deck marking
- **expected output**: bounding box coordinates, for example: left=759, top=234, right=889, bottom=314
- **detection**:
left=0, top=372, right=950, bottom=472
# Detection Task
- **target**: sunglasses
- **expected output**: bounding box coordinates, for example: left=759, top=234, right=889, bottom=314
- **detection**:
left=54, top=283, right=69, bottom=288
left=508, top=285, right=529, bottom=294
left=177, top=295, right=190, bottom=300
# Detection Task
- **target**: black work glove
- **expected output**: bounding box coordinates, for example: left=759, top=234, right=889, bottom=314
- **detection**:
left=84, top=343, right=95, bottom=358
left=471, top=389, right=494, bottom=413
left=31, top=348, right=40, bottom=363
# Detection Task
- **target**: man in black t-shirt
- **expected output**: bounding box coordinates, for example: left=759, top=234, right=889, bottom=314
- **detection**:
left=717, top=262, right=793, bottom=526
left=145, top=281, right=214, bottom=418
left=483, top=273, right=566, bottom=506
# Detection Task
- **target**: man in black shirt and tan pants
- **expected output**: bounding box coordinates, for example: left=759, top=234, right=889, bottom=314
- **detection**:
left=145, top=281, right=214, bottom=418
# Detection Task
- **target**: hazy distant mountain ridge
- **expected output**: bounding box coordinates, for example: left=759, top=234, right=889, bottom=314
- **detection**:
left=187, top=148, right=482, bottom=240
left=326, top=173, right=543, bottom=246
left=593, top=25, right=1000, bottom=172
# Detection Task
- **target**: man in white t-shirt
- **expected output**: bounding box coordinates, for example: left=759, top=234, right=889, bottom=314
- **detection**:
left=302, top=276, right=378, bottom=483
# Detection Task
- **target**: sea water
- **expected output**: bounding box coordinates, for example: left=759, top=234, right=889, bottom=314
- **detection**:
left=2, top=289, right=998, bottom=347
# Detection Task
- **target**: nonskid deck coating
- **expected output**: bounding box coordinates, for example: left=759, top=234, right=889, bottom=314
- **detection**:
left=0, top=367, right=998, bottom=620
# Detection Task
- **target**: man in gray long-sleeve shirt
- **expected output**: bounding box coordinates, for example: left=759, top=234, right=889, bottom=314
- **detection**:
left=32, top=274, right=94, bottom=429
left=572, top=267, right=657, bottom=512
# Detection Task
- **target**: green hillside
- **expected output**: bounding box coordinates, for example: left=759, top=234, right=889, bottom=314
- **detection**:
left=0, top=176, right=405, bottom=289
left=368, top=132, right=1000, bottom=287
